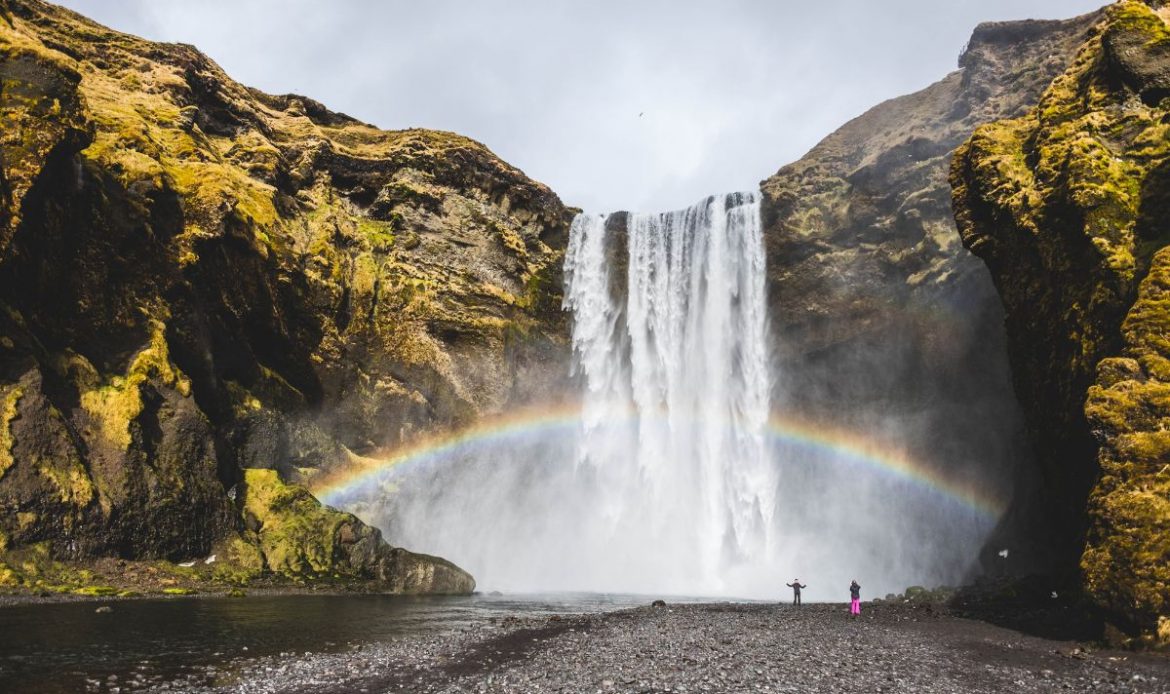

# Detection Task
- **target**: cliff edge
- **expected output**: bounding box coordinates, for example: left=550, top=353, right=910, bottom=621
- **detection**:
left=760, top=8, right=1100, bottom=580
left=0, top=0, right=572, bottom=594
left=952, top=0, right=1170, bottom=645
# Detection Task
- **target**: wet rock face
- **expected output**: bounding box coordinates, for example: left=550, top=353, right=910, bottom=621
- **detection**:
left=759, top=11, right=1099, bottom=574
left=952, top=0, right=1170, bottom=644
left=0, top=0, right=572, bottom=590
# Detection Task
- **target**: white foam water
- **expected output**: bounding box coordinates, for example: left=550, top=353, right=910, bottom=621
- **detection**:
left=361, top=189, right=999, bottom=599
left=560, top=192, right=776, bottom=594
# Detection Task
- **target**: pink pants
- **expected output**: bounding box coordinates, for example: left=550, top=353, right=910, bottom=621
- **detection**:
left=850, top=598, right=860, bottom=615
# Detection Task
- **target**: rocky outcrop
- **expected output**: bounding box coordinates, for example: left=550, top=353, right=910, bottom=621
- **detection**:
left=952, top=0, right=1170, bottom=644
left=760, top=11, right=1100, bottom=574
left=0, top=0, right=570, bottom=591
left=237, top=469, right=474, bottom=593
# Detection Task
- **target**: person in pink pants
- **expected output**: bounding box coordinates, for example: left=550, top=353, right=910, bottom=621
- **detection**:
left=849, top=580, right=861, bottom=616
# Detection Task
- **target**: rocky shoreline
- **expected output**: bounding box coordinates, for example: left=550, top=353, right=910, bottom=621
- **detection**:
left=154, top=602, right=1169, bottom=694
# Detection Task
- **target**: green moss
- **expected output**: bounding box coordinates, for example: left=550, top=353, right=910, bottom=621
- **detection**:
left=1112, top=1, right=1170, bottom=44
left=1085, top=381, right=1170, bottom=433
left=961, top=4, right=1170, bottom=285
left=72, top=585, right=119, bottom=596
left=74, top=60, right=282, bottom=237
left=380, top=180, right=444, bottom=211
left=223, top=130, right=282, bottom=180
left=960, top=120, right=1037, bottom=226
left=488, top=220, right=527, bottom=258
left=1122, top=250, right=1170, bottom=362
left=168, top=161, right=279, bottom=229
left=1, top=543, right=50, bottom=585
left=351, top=252, right=379, bottom=297
left=11, top=395, right=95, bottom=510
left=956, top=2, right=1170, bottom=644
left=0, top=0, right=528, bottom=602
left=16, top=511, right=35, bottom=531
left=521, top=255, right=565, bottom=315
left=210, top=534, right=265, bottom=584
left=0, top=562, right=18, bottom=586
left=355, top=218, right=395, bottom=251
left=79, top=319, right=185, bottom=451
left=240, top=468, right=351, bottom=578
left=162, top=587, right=196, bottom=596
left=1082, top=482, right=1170, bottom=622
left=0, top=385, right=23, bottom=481
left=1081, top=232, right=1170, bottom=643
left=33, top=435, right=94, bottom=509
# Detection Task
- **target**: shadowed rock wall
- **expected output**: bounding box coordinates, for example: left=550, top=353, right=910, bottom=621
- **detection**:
left=952, top=0, right=1170, bottom=643
left=760, top=11, right=1100, bottom=580
left=0, top=0, right=572, bottom=592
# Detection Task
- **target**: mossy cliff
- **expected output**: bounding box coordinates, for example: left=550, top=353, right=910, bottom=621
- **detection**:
left=952, top=0, right=1170, bottom=644
left=0, top=0, right=573, bottom=592
left=759, top=12, right=1100, bottom=572
left=236, top=469, right=472, bottom=593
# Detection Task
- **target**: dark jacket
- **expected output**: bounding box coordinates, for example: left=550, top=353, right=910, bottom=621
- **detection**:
left=786, top=582, right=806, bottom=593
left=849, top=583, right=860, bottom=600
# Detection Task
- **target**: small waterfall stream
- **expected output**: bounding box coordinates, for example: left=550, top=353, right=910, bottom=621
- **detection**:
left=563, top=192, right=775, bottom=591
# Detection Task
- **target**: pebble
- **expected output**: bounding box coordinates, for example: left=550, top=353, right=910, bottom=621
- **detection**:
left=152, top=603, right=1170, bottom=694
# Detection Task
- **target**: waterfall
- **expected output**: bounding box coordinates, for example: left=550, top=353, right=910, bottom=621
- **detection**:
left=562, top=192, right=775, bottom=592
left=360, top=190, right=995, bottom=599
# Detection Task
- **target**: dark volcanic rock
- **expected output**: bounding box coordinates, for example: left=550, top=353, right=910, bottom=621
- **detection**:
left=1104, top=2, right=1170, bottom=105
left=759, top=11, right=1100, bottom=578
left=0, top=0, right=570, bottom=591
left=166, top=604, right=1170, bottom=693
left=952, top=0, right=1170, bottom=645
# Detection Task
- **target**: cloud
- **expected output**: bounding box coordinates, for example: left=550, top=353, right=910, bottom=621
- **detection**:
left=58, top=0, right=1104, bottom=212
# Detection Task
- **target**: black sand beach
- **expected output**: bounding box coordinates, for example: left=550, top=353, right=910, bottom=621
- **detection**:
left=156, top=602, right=1169, bottom=694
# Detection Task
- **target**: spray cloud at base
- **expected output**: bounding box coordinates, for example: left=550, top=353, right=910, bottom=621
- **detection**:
left=322, top=192, right=1005, bottom=601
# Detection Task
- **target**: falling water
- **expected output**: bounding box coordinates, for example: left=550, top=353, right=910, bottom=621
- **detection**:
left=562, top=192, right=775, bottom=592
left=362, top=192, right=998, bottom=599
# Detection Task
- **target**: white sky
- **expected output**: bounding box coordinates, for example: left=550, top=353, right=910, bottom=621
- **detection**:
left=56, top=0, right=1104, bottom=213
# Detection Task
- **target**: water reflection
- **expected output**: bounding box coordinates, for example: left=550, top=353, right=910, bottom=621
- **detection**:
left=0, top=592, right=665, bottom=692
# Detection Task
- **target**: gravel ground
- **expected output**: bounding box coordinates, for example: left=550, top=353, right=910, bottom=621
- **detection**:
left=155, top=603, right=1170, bottom=694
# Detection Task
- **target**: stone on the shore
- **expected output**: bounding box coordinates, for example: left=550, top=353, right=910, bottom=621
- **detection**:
left=161, top=603, right=1170, bottom=693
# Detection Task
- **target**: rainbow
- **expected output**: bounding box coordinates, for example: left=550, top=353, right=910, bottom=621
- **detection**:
left=312, top=404, right=1006, bottom=519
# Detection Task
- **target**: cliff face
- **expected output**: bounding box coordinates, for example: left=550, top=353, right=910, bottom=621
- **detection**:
left=760, top=12, right=1100, bottom=573
left=2, top=0, right=1160, bottom=625
left=0, top=0, right=571, bottom=593
left=952, top=0, right=1170, bottom=644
